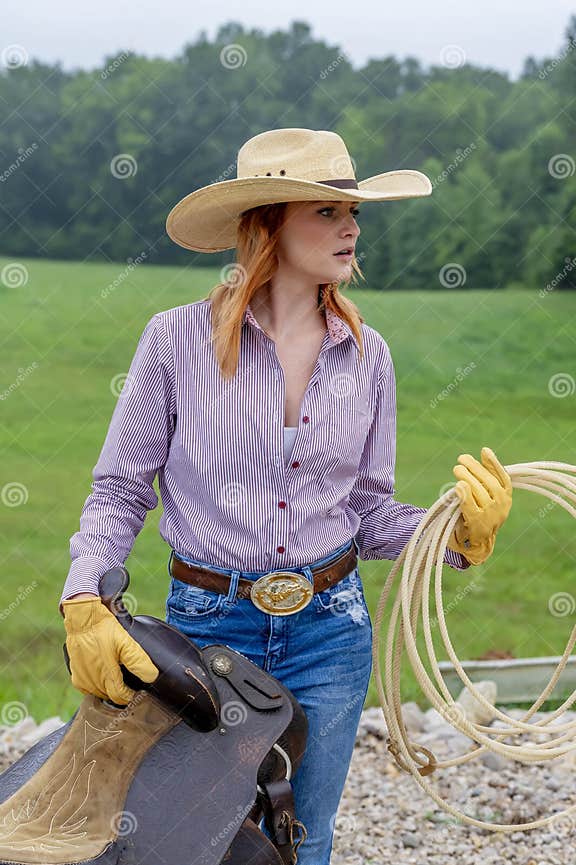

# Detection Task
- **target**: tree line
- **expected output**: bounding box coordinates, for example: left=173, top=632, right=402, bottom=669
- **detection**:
left=0, top=17, right=575, bottom=290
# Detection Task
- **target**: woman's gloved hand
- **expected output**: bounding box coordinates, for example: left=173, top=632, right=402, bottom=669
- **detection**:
left=446, top=446, right=513, bottom=565
left=62, top=596, right=159, bottom=705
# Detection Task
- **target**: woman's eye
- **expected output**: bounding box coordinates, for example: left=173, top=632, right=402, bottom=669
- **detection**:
left=318, top=207, right=361, bottom=218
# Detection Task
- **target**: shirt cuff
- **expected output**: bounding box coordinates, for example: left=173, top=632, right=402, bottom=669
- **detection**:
left=443, top=546, right=471, bottom=571
left=59, top=556, right=118, bottom=615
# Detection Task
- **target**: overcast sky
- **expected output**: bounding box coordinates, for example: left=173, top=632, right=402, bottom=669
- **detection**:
left=4, top=0, right=575, bottom=80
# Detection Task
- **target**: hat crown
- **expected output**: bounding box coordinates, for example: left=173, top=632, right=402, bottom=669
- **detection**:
left=237, top=128, right=356, bottom=184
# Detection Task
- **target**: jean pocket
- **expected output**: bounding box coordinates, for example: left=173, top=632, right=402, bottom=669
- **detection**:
left=312, top=568, right=355, bottom=611
left=312, top=567, right=370, bottom=623
left=166, top=577, right=226, bottom=618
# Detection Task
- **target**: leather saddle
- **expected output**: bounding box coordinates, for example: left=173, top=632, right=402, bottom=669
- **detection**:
left=0, top=567, right=309, bottom=865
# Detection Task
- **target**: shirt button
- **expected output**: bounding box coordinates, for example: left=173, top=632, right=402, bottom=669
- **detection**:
left=278, top=501, right=286, bottom=508
left=277, top=545, right=285, bottom=553
left=302, top=416, right=309, bottom=423
left=291, top=461, right=300, bottom=468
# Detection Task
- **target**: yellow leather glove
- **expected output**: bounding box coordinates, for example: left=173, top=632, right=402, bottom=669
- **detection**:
left=447, top=446, right=513, bottom=565
left=62, top=597, right=159, bottom=705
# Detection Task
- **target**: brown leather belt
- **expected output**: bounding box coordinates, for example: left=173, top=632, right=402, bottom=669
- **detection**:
left=170, top=543, right=358, bottom=616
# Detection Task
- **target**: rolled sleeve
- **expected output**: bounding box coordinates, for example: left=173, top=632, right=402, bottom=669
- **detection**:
left=59, top=314, right=176, bottom=611
left=349, top=344, right=471, bottom=572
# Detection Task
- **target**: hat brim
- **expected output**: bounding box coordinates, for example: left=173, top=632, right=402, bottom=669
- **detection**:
left=165, top=170, right=432, bottom=253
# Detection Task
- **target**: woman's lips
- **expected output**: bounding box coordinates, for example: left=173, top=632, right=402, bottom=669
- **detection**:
left=334, top=252, right=353, bottom=260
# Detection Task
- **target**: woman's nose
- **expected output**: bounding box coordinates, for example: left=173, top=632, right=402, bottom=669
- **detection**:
left=343, top=217, right=360, bottom=237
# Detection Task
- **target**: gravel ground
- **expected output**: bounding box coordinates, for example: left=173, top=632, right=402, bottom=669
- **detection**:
left=1, top=702, right=576, bottom=864
left=333, top=704, right=576, bottom=865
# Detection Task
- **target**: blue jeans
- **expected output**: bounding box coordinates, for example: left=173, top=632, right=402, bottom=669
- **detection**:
left=164, top=538, right=372, bottom=865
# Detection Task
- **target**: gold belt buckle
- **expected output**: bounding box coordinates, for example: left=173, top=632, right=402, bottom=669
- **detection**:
left=250, top=570, right=314, bottom=615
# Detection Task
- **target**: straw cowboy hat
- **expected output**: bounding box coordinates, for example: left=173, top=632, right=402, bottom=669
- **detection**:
left=165, top=127, right=432, bottom=253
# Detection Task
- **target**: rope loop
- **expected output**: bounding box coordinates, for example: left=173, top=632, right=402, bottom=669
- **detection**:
left=374, top=461, right=576, bottom=832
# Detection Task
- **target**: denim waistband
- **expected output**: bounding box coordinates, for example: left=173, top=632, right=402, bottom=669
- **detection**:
left=168, top=537, right=358, bottom=582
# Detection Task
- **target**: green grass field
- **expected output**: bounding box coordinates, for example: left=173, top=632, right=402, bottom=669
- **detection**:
left=1, top=255, right=575, bottom=724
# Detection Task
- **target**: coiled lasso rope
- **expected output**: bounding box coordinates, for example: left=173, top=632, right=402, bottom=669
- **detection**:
left=373, top=460, right=576, bottom=832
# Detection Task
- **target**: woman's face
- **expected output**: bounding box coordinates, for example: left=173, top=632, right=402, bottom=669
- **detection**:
left=275, top=200, right=361, bottom=284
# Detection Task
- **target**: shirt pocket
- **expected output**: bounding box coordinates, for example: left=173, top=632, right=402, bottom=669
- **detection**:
left=327, top=398, right=374, bottom=464
left=166, top=577, right=226, bottom=618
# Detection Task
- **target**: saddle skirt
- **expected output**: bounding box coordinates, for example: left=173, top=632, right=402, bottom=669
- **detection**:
left=0, top=567, right=309, bottom=865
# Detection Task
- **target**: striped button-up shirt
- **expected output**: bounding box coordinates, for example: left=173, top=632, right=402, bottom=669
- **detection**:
left=59, top=298, right=469, bottom=605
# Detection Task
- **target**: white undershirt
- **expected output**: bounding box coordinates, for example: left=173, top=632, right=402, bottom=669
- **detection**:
left=283, top=426, right=298, bottom=465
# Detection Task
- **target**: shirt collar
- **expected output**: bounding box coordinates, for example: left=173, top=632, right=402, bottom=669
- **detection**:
left=243, top=303, right=359, bottom=352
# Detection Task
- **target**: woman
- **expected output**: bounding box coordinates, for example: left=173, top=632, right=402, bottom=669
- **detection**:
left=61, top=128, right=513, bottom=864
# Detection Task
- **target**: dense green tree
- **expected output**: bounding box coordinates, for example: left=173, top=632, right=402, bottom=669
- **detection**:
left=0, top=17, right=573, bottom=289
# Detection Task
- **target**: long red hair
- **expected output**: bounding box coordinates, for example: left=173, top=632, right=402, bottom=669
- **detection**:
left=205, top=202, right=366, bottom=379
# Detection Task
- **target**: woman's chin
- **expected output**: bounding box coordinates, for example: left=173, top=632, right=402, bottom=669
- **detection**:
left=332, top=263, right=352, bottom=280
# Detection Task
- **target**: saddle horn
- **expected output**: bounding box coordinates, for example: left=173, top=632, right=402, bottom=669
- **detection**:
left=63, top=565, right=222, bottom=732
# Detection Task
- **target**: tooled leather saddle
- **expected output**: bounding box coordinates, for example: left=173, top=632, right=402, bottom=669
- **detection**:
left=0, top=566, right=308, bottom=865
